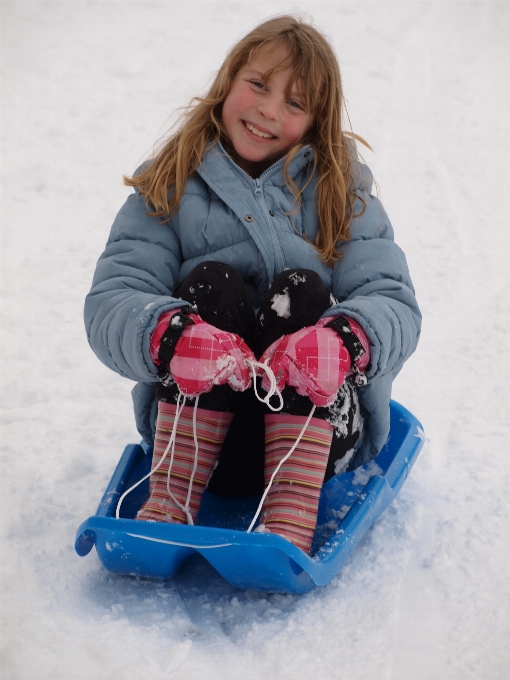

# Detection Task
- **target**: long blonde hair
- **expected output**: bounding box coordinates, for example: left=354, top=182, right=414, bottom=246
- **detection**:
left=125, top=16, right=368, bottom=266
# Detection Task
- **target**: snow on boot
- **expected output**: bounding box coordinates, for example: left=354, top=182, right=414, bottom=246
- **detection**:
left=136, top=400, right=233, bottom=524
left=257, top=413, right=333, bottom=553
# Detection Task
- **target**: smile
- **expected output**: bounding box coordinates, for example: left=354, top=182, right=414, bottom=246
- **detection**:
left=244, top=121, right=275, bottom=139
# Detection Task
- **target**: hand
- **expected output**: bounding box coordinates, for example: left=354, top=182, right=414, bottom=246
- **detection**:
left=169, top=314, right=255, bottom=396
left=150, top=308, right=187, bottom=365
left=260, top=317, right=369, bottom=407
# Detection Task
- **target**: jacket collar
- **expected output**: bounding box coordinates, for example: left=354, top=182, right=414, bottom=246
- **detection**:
left=197, top=141, right=314, bottom=190
left=194, top=142, right=314, bottom=282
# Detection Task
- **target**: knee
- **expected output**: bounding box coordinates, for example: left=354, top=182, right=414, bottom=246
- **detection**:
left=175, top=261, right=246, bottom=302
left=182, top=261, right=244, bottom=290
left=256, top=269, right=334, bottom=355
left=174, top=261, right=255, bottom=341
left=269, top=269, right=332, bottom=302
left=270, top=269, right=322, bottom=287
left=198, top=261, right=245, bottom=285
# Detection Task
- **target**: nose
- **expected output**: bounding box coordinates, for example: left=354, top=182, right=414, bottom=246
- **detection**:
left=257, top=93, right=279, bottom=121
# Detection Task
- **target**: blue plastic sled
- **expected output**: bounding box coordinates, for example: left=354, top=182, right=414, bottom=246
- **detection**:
left=75, top=400, right=424, bottom=594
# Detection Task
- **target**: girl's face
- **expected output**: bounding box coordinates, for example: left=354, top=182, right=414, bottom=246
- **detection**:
left=222, top=45, right=313, bottom=176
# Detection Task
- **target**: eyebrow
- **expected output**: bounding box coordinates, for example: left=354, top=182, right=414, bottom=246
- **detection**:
left=244, top=68, right=305, bottom=97
left=243, top=68, right=266, bottom=79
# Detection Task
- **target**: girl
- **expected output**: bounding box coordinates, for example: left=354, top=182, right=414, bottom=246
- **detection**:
left=85, top=16, right=420, bottom=554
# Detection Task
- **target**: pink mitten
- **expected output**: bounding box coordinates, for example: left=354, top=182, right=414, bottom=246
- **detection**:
left=260, top=317, right=370, bottom=407
left=170, top=314, right=255, bottom=396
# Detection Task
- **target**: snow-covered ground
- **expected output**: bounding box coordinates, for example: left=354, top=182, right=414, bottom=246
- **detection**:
left=2, top=2, right=509, bottom=678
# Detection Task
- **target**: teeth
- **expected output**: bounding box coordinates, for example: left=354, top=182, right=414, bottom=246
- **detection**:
left=245, top=122, right=273, bottom=139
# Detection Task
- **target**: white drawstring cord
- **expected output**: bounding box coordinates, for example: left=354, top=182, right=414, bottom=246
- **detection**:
left=246, top=403, right=316, bottom=533
left=116, top=359, right=311, bottom=535
left=115, top=391, right=187, bottom=520
left=245, top=359, right=284, bottom=412
left=165, top=395, right=200, bottom=526
left=117, top=392, right=201, bottom=524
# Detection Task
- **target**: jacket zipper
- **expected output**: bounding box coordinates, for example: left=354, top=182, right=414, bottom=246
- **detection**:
left=254, top=177, right=285, bottom=275
left=224, top=149, right=309, bottom=276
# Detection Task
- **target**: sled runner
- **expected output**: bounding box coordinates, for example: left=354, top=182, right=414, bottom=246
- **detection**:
left=75, top=400, right=424, bottom=594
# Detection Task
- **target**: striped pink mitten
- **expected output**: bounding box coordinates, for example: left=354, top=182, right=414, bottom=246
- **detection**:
left=136, top=401, right=233, bottom=524
left=257, top=413, right=333, bottom=553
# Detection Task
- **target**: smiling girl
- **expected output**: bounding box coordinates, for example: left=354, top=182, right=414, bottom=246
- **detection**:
left=221, top=44, right=313, bottom=176
left=85, top=16, right=420, bottom=554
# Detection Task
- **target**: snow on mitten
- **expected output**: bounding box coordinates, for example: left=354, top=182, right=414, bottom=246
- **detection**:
left=260, top=316, right=370, bottom=407
left=169, top=314, right=255, bottom=397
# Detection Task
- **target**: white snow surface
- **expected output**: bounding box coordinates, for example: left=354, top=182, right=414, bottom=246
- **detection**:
left=1, top=2, right=509, bottom=678
left=271, top=289, right=292, bottom=318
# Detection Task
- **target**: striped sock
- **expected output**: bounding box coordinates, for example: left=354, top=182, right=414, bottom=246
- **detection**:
left=136, top=401, right=233, bottom=524
left=258, top=413, right=333, bottom=553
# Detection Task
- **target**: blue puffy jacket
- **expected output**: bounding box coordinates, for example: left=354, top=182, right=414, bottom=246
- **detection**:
left=85, top=142, right=421, bottom=467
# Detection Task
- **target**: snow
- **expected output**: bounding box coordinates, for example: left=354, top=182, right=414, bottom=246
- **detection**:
left=326, top=382, right=360, bottom=437
left=271, top=289, right=292, bottom=318
left=1, top=2, right=509, bottom=679
left=333, top=448, right=354, bottom=475
left=288, top=272, right=307, bottom=286
left=352, top=460, right=383, bottom=487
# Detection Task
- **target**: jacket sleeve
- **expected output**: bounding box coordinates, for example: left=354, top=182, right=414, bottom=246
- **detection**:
left=324, top=164, right=421, bottom=382
left=323, top=160, right=421, bottom=467
left=84, top=190, right=187, bottom=382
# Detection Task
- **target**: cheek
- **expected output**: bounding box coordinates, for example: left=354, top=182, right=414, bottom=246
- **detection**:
left=221, top=95, right=234, bottom=132
left=222, top=88, right=252, bottom=126
left=284, top=118, right=312, bottom=144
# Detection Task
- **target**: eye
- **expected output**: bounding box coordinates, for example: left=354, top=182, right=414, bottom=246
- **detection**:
left=250, top=80, right=266, bottom=90
left=290, top=100, right=305, bottom=111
